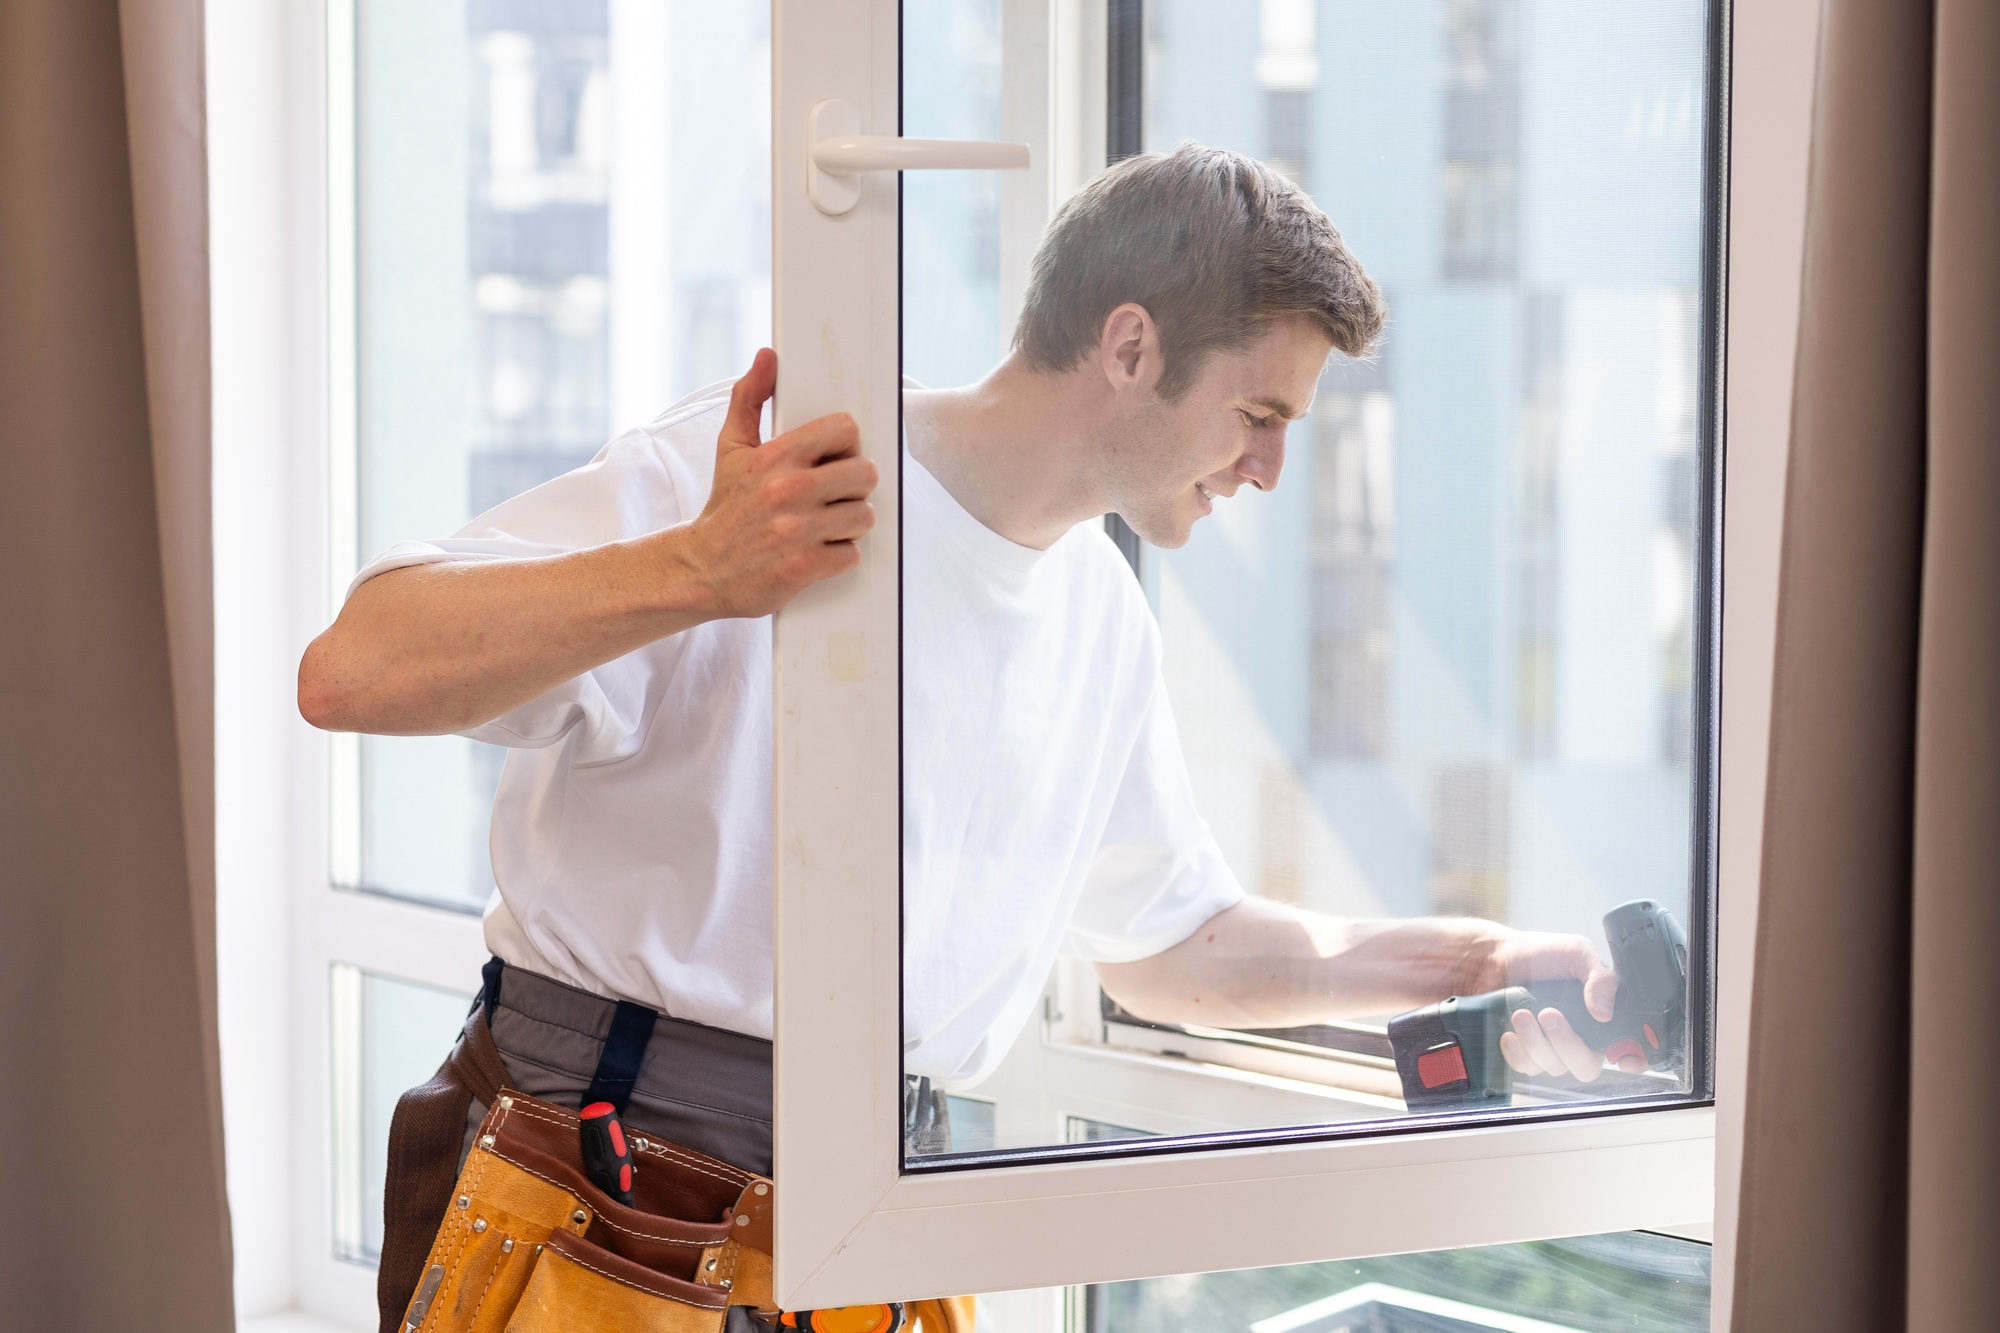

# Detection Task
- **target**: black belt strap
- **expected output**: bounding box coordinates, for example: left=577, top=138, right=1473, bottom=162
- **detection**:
left=583, top=1000, right=658, bottom=1115
left=479, top=956, right=506, bottom=1019
left=479, top=956, right=659, bottom=1117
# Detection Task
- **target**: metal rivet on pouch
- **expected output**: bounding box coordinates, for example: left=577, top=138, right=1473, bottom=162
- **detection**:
left=501, top=1239, right=514, bottom=1254
left=499, top=1096, right=513, bottom=1110
left=572, top=1209, right=588, bottom=1225
left=633, top=1136, right=650, bottom=1152
left=457, top=1196, right=470, bottom=1210
left=473, top=1218, right=488, bottom=1233
left=753, top=1183, right=769, bottom=1197
left=720, top=1280, right=733, bottom=1291
left=705, top=1258, right=717, bottom=1272
left=480, top=1134, right=495, bottom=1148
left=734, top=1214, right=750, bottom=1226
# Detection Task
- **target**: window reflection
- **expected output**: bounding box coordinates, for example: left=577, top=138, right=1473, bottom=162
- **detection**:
left=900, top=0, right=1711, bottom=1158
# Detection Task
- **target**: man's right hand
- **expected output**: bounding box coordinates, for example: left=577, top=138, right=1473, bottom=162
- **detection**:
left=670, top=348, right=878, bottom=619
left=298, top=349, right=878, bottom=737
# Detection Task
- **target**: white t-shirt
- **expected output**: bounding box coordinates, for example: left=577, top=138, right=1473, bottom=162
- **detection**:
left=349, top=381, right=1243, bottom=1085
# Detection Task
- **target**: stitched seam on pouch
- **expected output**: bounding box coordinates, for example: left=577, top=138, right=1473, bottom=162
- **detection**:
left=697, top=1244, right=725, bottom=1294
left=480, top=1148, right=584, bottom=1217
left=589, top=1212, right=717, bottom=1245
left=464, top=1228, right=507, bottom=1327
left=423, top=1149, right=493, bottom=1331
left=550, top=1247, right=729, bottom=1310
left=511, top=1099, right=752, bottom=1182
left=639, top=1143, right=749, bottom=1189
left=483, top=1146, right=713, bottom=1246
left=505, top=1099, right=752, bottom=1189
left=632, top=1133, right=753, bottom=1185
left=441, top=1150, right=490, bottom=1281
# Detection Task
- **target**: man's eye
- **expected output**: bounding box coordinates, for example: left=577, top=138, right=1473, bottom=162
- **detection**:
left=1240, top=411, right=1274, bottom=429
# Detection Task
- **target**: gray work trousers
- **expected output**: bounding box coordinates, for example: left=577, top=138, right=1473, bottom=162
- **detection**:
left=457, top=963, right=774, bottom=1174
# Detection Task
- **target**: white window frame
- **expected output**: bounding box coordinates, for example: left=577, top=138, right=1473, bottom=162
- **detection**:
left=287, top=2, right=495, bottom=1322
left=769, top=0, right=1733, bottom=1309
left=211, top=2, right=492, bottom=1327
left=199, top=0, right=1825, bottom=1324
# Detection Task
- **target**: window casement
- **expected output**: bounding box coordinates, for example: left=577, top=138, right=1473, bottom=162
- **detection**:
left=768, top=0, right=1724, bottom=1307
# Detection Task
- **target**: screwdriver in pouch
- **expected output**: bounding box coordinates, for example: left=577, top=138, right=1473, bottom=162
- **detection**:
left=579, top=1100, right=636, bottom=1205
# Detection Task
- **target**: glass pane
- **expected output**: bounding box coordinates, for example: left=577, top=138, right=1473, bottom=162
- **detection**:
left=902, top=0, right=1004, bottom=386
left=331, top=967, right=473, bottom=1262
left=1080, top=1230, right=1710, bottom=1332
left=899, top=0, right=1714, bottom=1161
left=350, top=0, right=771, bottom=909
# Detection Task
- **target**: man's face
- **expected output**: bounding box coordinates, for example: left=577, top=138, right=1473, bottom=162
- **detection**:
left=1104, top=316, right=1333, bottom=548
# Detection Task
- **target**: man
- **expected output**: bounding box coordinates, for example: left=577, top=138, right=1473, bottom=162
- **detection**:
left=303, top=144, right=1631, bottom=1328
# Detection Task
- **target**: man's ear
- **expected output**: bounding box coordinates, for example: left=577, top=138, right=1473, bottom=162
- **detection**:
left=1096, top=302, right=1162, bottom=395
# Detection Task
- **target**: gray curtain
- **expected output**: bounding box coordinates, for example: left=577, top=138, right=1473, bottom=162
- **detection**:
left=0, top=0, right=232, bottom=1326
left=1730, top=0, right=2000, bottom=1327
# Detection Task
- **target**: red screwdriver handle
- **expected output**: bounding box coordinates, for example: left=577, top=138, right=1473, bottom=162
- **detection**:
left=579, top=1100, right=635, bottom=1204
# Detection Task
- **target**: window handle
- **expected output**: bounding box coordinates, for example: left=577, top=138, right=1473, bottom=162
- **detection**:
left=809, top=98, right=1030, bottom=215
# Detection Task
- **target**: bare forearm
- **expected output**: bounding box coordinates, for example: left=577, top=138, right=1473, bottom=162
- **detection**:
left=299, top=352, right=877, bottom=738
left=298, top=529, right=715, bottom=736
left=1095, top=898, right=1499, bottom=1029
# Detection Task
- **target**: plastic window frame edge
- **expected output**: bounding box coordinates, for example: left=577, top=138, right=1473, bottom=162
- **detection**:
left=771, top=0, right=1735, bottom=1309
left=289, top=1, right=492, bottom=1323
left=201, top=0, right=410, bottom=1323
left=1710, top=0, right=1822, bottom=1320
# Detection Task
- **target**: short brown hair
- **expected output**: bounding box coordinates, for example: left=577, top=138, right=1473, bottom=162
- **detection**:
left=1014, top=143, right=1384, bottom=395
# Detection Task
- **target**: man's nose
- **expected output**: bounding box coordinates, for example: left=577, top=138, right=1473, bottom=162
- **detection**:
left=1237, top=429, right=1287, bottom=492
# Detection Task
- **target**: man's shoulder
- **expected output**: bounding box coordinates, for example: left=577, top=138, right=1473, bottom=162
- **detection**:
left=641, top=379, right=736, bottom=439
left=1050, top=520, right=1156, bottom=630
left=563, top=382, right=733, bottom=518
left=448, top=383, right=732, bottom=546
left=1053, top=518, right=1140, bottom=580
left=622, top=380, right=733, bottom=473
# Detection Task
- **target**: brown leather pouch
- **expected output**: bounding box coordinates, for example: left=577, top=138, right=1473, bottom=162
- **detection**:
left=397, top=1090, right=776, bottom=1332
left=386, top=1008, right=974, bottom=1333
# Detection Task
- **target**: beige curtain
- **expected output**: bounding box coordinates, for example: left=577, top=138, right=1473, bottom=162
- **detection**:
left=1730, top=0, right=2000, bottom=1328
left=0, top=0, right=232, bottom=1326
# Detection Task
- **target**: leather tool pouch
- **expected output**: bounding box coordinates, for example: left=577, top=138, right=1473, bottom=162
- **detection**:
left=385, top=1002, right=974, bottom=1333
left=398, top=1088, right=777, bottom=1333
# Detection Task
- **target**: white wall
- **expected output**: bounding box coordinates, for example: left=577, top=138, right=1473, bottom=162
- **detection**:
left=209, top=0, right=331, bottom=1319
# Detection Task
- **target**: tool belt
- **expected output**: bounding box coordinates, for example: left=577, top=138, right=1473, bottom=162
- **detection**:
left=385, top=994, right=971, bottom=1333
left=402, top=1081, right=774, bottom=1330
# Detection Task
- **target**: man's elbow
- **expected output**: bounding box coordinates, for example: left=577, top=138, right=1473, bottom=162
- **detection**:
left=297, top=636, right=359, bottom=732
left=1094, top=958, right=1167, bottom=1022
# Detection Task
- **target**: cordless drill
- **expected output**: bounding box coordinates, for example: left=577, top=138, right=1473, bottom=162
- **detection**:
left=1387, top=899, right=1689, bottom=1110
